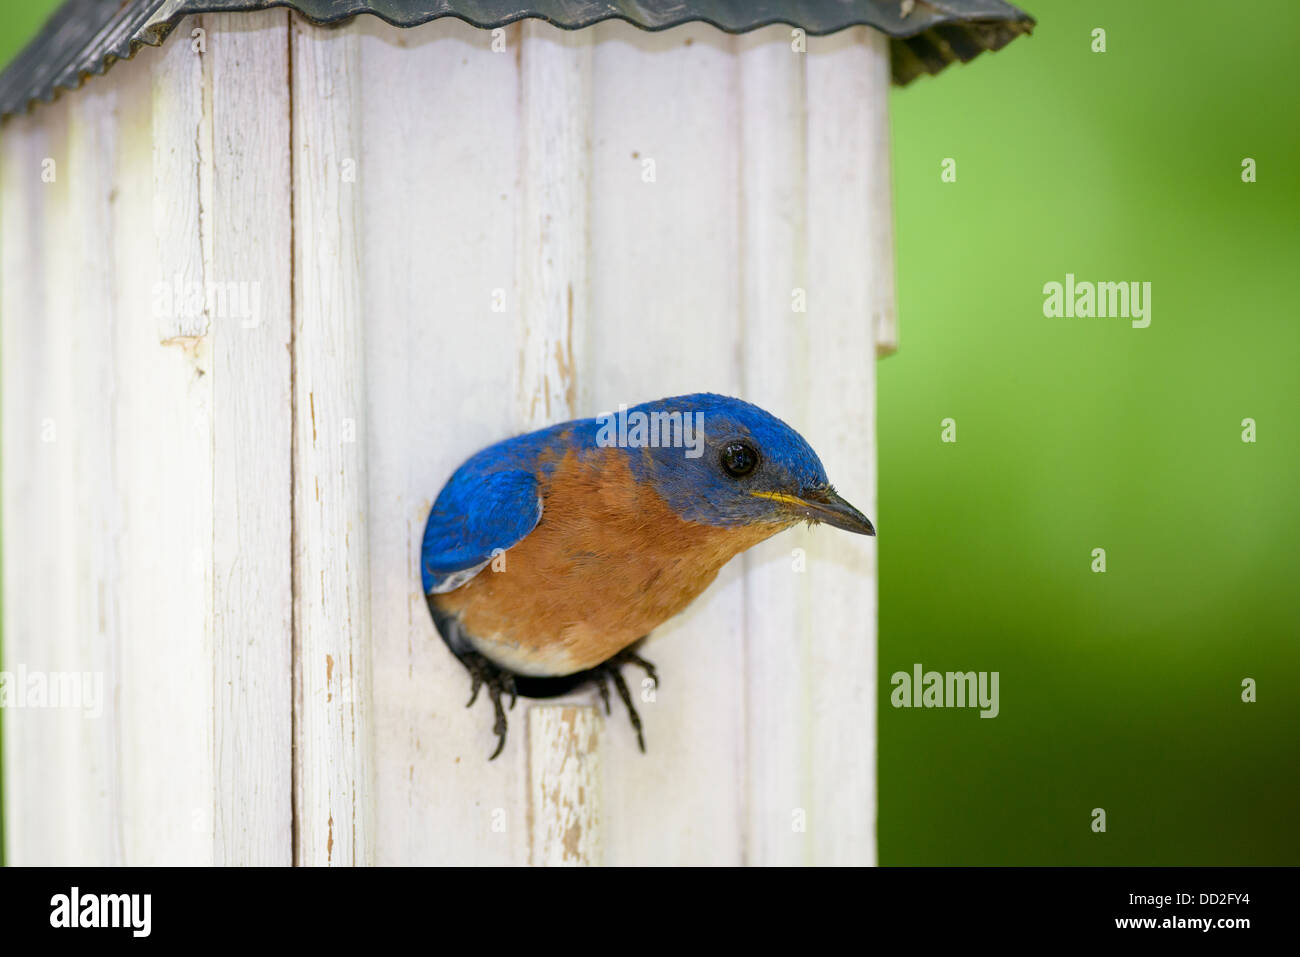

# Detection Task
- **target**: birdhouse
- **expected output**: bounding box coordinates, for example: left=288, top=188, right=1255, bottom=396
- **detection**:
left=0, top=0, right=1032, bottom=865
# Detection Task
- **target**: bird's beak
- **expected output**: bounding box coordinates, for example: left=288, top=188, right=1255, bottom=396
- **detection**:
left=751, top=487, right=876, bottom=536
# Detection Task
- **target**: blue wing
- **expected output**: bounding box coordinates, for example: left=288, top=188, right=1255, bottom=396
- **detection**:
left=421, top=463, right=542, bottom=594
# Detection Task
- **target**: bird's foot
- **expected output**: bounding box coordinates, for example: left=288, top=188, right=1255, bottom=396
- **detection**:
left=592, top=647, right=659, bottom=753
left=461, top=650, right=518, bottom=760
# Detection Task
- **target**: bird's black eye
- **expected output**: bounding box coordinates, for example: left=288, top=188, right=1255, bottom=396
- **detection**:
left=720, top=441, right=758, bottom=478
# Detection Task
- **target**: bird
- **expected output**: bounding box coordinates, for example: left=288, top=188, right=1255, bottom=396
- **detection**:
left=421, top=393, right=875, bottom=759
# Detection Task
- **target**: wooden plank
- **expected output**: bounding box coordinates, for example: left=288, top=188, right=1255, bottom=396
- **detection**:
left=738, top=26, right=884, bottom=866
left=356, top=16, right=528, bottom=866
left=515, top=20, right=601, bottom=864
left=0, top=110, right=30, bottom=864
left=588, top=20, right=745, bottom=866
left=151, top=10, right=210, bottom=342
left=5, top=15, right=294, bottom=864
left=516, top=20, right=591, bottom=429
left=65, top=77, right=126, bottom=867
left=528, top=706, right=602, bottom=866
left=361, top=18, right=601, bottom=865
left=0, top=34, right=210, bottom=866
left=803, top=27, right=884, bottom=864
left=113, top=22, right=216, bottom=864
left=208, top=9, right=294, bottom=866
left=847, top=29, right=900, bottom=361
left=736, top=24, right=814, bottom=867
left=0, top=96, right=121, bottom=865
left=291, top=13, right=373, bottom=867
left=35, top=99, right=83, bottom=866
left=0, top=106, right=61, bottom=865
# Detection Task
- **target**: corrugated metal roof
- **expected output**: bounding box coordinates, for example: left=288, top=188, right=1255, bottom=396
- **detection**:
left=0, top=0, right=1034, bottom=119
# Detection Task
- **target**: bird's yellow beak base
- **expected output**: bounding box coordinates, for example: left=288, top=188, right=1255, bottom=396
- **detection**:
left=750, top=488, right=876, bottom=536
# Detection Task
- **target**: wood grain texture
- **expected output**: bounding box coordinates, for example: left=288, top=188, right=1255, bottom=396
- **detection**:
left=291, top=13, right=374, bottom=866
left=67, top=77, right=126, bottom=867
left=513, top=21, right=606, bottom=863
left=152, top=12, right=209, bottom=342
left=34, top=98, right=84, bottom=866
left=1, top=91, right=128, bottom=865
left=360, top=18, right=604, bottom=866
left=587, top=20, right=746, bottom=866
left=0, top=105, right=60, bottom=865
left=1, top=15, right=887, bottom=868
left=116, top=26, right=216, bottom=864
left=516, top=20, right=591, bottom=432
left=738, top=24, right=815, bottom=867
left=357, top=16, right=528, bottom=866
left=803, top=27, right=883, bottom=864
left=529, top=706, right=602, bottom=865
left=845, top=29, right=900, bottom=361
left=208, top=9, right=294, bottom=866
left=737, top=26, right=882, bottom=866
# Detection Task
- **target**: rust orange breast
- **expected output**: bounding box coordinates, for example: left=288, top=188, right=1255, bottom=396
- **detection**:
left=432, top=446, right=786, bottom=676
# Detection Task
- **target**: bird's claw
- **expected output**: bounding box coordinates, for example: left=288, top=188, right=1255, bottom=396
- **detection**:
left=593, top=670, right=612, bottom=715
left=620, top=650, right=658, bottom=688
left=459, top=651, right=516, bottom=760
left=465, top=672, right=482, bottom=708
left=595, top=645, right=659, bottom=753
left=459, top=645, right=658, bottom=759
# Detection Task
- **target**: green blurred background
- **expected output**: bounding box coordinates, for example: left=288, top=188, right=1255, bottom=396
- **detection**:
left=880, top=0, right=1299, bottom=863
left=1, top=0, right=1296, bottom=865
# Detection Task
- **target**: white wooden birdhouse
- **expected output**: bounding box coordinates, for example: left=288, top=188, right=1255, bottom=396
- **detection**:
left=0, top=0, right=1032, bottom=865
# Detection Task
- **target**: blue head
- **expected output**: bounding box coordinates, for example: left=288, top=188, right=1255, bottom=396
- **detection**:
left=607, top=394, right=875, bottom=535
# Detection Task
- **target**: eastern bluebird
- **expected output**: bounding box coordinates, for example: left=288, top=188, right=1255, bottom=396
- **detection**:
left=422, top=393, right=875, bottom=758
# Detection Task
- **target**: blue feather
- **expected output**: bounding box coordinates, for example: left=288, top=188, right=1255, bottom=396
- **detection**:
left=420, top=466, right=541, bottom=593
